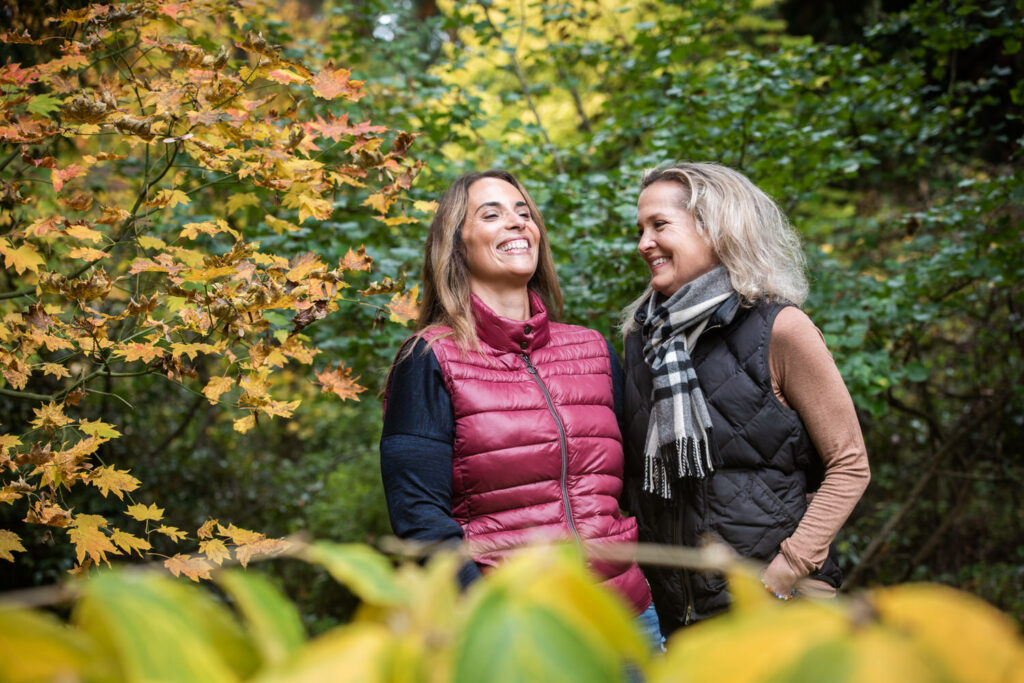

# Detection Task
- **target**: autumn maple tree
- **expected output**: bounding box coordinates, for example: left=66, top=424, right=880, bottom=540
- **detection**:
left=0, top=0, right=422, bottom=578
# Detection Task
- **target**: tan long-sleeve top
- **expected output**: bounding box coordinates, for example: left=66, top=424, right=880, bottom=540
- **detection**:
left=769, top=306, right=871, bottom=577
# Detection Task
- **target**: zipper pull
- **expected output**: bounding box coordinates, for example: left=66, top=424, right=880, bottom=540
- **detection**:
left=521, top=353, right=536, bottom=374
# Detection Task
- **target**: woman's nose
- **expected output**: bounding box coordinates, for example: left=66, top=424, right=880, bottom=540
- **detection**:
left=638, top=230, right=653, bottom=252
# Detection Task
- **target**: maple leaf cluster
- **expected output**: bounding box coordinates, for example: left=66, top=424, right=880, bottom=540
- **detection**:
left=0, top=0, right=424, bottom=575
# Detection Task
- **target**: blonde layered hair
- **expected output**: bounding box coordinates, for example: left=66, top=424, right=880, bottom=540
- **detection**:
left=415, top=170, right=563, bottom=352
left=622, top=162, right=808, bottom=335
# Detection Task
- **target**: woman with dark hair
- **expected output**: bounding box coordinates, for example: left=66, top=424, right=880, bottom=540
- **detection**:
left=621, top=162, right=870, bottom=633
left=380, top=170, right=657, bottom=640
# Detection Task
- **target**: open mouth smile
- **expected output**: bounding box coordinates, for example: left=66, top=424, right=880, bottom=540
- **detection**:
left=498, top=239, right=530, bottom=253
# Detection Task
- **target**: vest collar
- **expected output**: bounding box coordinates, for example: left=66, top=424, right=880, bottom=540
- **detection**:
left=471, top=290, right=550, bottom=354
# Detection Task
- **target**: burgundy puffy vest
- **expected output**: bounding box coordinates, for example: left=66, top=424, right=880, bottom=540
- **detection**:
left=424, top=292, right=651, bottom=614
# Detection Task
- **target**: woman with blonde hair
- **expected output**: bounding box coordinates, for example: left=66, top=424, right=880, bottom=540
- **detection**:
left=380, top=170, right=660, bottom=645
left=621, top=162, right=870, bottom=633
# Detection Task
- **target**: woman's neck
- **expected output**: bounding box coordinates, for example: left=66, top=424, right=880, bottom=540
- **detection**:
left=471, top=283, right=531, bottom=321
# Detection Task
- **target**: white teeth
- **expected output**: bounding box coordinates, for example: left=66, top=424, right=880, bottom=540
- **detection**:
left=650, top=257, right=668, bottom=267
left=498, top=239, right=529, bottom=252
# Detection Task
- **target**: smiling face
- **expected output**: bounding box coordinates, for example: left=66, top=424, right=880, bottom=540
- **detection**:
left=637, top=180, right=720, bottom=297
left=461, top=177, right=541, bottom=294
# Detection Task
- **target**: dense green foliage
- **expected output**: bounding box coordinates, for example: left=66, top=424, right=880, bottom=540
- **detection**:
left=2, top=0, right=1021, bottom=629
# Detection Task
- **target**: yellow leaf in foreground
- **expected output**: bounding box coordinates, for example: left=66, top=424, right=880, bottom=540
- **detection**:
left=226, top=193, right=260, bottom=214
left=218, top=523, right=265, bottom=546
left=0, top=239, right=45, bottom=275
left=67, top=514, right=120, bottom=566
left=40, top=362, right=70, bottom=379
left=233, top=414, right=255, bottom=433
left=149, top=188, right=191, bottom=208
left=0, top=529, right=26, bottom=561
left=78, top=419, right=121, bottom=439
left=125, top=502, right=164, bottom=522
left=68, top=247, right=107, bottom=262
left=165, top=553, right=213, bottom=582
left=88, top=465, right=140, bottom=499
left=197, top=518, right=219, bottom=539
left=156, top=525, right=187, bottom=542
left=137, top=235, right=166, bottom=250
left=388, top=285, right=419, bottom=325
left=110, top=529, right=151, bottom=556
left=30, top=401, right=72, bottom=430
left=203, top=376, right=234, bottom=404
left=200, top=538, right=231, bottom=566
left=65, top=224, right=103, bottom=243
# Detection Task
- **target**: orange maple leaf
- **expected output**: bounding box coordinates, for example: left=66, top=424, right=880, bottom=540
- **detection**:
left=69, top=247, right=107, bottom=262
left=310, top=64, right=364, bottom=101
left=316, top=362, right=366, bottom=402
left=339, top=245, right=373, bottom=272
left=165, top=553, right=213, bottom=582
left=286, top=252, right=326, bottom=282
left=388, top=285, right=420, bottom=325
left=51, top=163, right=85, bottom=192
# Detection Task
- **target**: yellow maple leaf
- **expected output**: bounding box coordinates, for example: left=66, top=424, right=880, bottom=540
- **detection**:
left=0, top=239, right=45, bottom=275
left=413, top=200, right=438, bottom=214
left=40, top=363, right=70, bottom=379
left=179, top=220, right=239, bottom=240
left=375, top=215, right=420, bottom=227
left=197, top=518, right=219, bottom=539
left=30, top=401, right=72, bottom=430
left=88, top=465, right=141, bottom=499
left=317, top=362, right=367, bottom=402
left=258, top=399, right=299, bottom=419
left=233, top=414, right=255, bottom=433
left=388, top=285, right=419, bottom=325
left=113, top=342, right=166, bottom=363
left=67, top=513, right=120, bottom=566
left=217, top=523, right=265, bottom=546
left=155, top=525, right=187, bottom=541
left=65, top=223, right=103, bottom=243
left=78, top=419, right=121, bottom=439
left=110, top=529, right=151, bottom=556
left=363, top=190, right=395, bottom=215
left=202, top=376, right=234, bottom=404
left=0, top=529, right=26, bottom=561
left=164, top=553, right=213, bottom=582
left=137, top=235, right=166, bottom=250
left=125, top=502, right=164, bottom=522
left=286, top=252, right=326, bottom=282
left=298, top=194, right=333, bottom=224
left=200, top=538, right=231, bottom=565
left=68, top=247, right=108, bottom=262
left=226, top=193, right=261, bottom=214
left=148, top=188, right=190, bottom=208
left=235, top=538, right=291, bottom=568
left=265, top=214, right=301, bottom=234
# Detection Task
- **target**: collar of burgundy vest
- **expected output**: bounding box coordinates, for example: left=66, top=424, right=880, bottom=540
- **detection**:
left=470, top=290, right=551, bottom=354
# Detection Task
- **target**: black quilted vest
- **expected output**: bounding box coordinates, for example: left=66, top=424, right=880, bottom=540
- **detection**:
left=622, top=296, right=842, bottom=632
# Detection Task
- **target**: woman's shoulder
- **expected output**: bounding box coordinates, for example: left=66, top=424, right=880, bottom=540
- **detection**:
left=770, top=306, right=826, bottom=348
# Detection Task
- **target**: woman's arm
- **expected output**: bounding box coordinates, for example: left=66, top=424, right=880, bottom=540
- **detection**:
left=380, top=338, right=482, bottom=587
left=761, top=307, right=871, bottom=595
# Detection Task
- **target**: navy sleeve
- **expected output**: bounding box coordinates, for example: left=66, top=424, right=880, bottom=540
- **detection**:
left=606, top=339, right=625, bottom=427
left=380, top=338, right=482, bottom=588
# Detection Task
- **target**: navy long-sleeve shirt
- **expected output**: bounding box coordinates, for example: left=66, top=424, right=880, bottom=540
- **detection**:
left=379, top=337, right=626, bottom=587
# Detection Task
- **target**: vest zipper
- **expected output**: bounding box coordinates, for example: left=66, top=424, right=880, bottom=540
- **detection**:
left=521, top=353, right=579, bottom=542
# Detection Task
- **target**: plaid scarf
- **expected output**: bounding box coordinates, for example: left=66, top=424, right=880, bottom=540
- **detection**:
left=641, top=266, right=734, bottom=498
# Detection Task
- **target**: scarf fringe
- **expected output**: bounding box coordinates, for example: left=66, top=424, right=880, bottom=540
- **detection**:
left=644, top=434, right=718, bottom=499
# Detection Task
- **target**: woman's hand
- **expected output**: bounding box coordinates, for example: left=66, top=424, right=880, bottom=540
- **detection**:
left=761, top=553, right=799, bottom=600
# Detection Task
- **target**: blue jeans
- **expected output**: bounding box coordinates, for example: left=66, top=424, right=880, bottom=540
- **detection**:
left=634, top=602, right=665, bottom=653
